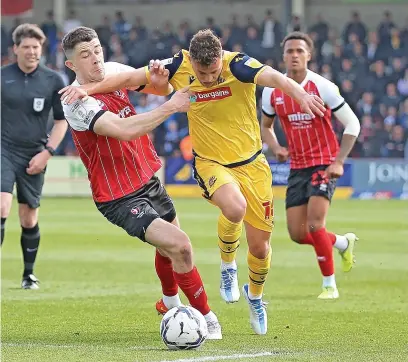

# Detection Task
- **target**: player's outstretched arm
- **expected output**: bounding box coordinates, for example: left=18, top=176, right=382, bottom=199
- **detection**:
left=256, top=67, right=326, bottom=118
left=67, top=87, right=190, bottom=141
left=59, top=62, right=171, bottom=105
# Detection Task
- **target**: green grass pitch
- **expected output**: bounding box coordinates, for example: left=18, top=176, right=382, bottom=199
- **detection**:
left=2, top=198, right=408, bottom=361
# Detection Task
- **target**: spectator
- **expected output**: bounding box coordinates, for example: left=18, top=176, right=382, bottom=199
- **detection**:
left=96, top=15, right=113, bottom=51
left=397, top=69, right=408, bottom=98
left=113, top=11, right=131, bottom=40
left=356, top=92, right=379, bottom=117
left=383, top=125, right=405, bottom=158
left=244, top=27, right=263, bottom=61
left=343, top=11, right=367, bottom=43
left=381, top=83, right=402, bottom=109
left=399, top=99, right=408, bottom=129
left=378, top=11, right=396, bottom=45
left=260, top=9, right=283, bottom=50
left=64, top=10, right=82, bottom=34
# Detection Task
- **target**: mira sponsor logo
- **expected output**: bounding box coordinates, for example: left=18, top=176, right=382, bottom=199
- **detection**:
left=288, top=113, right=313, bottom=122
left=190, top=87, right=232, bottom=103
left=287, top=112, right=313, bottom=129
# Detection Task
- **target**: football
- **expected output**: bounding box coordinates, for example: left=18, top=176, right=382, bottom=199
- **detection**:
left=160, top=306, right=208, bottom=350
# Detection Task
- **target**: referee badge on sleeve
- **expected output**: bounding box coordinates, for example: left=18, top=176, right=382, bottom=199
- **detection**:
left=33, top=98, right=45, bottom=112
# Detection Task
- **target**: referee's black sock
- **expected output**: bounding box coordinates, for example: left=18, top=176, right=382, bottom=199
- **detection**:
left=1, top=218, right=6, bottom=245
left=21, top=224, right=40, bottom=277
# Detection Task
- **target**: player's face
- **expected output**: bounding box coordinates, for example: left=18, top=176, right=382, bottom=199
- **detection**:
left=190, top=57, right=223, bottom=88
left=70, top=38, right=105, bottom=83
left=283, top=39, right=311, bottom=72
left=14, top=37, right=42, bottom=70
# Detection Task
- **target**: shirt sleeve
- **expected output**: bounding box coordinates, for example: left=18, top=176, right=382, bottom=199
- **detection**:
left=229, top=53, right=266, bottom=83
left=318, top=77, right=345, bottom=111
left=105, top=61, right=145, bottom=92
left=159, top=51, right=184, bottom=80
left=262, top=87, right=275, bottom=117
left=52, top=73, right=67, bottom=121
left=63, top=97, right=106, bottom=132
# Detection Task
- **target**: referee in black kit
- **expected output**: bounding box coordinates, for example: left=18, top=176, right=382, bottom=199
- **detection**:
left=1, top=24, right=68, bottom=289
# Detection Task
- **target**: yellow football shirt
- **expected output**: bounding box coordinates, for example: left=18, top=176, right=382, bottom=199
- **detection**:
left=152, top=50, right=266, bottom=165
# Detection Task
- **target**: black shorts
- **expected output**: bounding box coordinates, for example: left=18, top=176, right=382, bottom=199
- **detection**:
left=286, top=165, right=337, bottom=209
left=95, top=176, right=176, bottom=242
left=1, top=148, right=45, bottom=209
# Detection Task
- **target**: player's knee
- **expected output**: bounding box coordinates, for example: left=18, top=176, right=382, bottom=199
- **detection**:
left=222, top=199, right=247, bottom=223
left=170, top=232, right=193, bottom=266
left=307, top=216, right=325, bottom=233
left=0, top=194, right=12, bottom=219
left=19, top=206, right=38, bottom=229
left=249, top=240, right=270, bottom=259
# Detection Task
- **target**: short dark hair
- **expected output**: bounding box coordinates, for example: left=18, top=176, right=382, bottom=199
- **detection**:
left=61, top=26, right=98, bottom=55
left=281, top=32, right=314, bottom=52
left=189, top=29, right=222, bottom=66
left=12, top=24, right=46, bottom=46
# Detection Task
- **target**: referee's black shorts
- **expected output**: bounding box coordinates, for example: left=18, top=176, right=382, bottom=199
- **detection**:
left=95, top=176, right=177, bottom=242
left=1, top=148, right=45, bottom=209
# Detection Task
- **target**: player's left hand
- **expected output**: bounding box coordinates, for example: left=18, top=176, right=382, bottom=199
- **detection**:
left=59, top=86, right=89, bottom=105
left=26, top=150, right=50, bottom=175
left=324, top=161, right=344, bottom=179
left=300, top=94, right=326, bottom=118
left=149, top=59, right=170, bottom=89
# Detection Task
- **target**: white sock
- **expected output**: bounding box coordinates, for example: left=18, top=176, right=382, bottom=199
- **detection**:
left=162, top=294, right=182, bottom=309
left=221, top=260, right=237, bottom=271
left=322, top=274, right=336, bottom=288
left=204, top=310, right=217, bottom=322
left=333, top=234, right=348, bottom=252
left=248, top=291, right=262, bottom=300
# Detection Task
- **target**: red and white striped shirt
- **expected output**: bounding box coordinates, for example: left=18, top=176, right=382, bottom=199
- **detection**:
left=262, top=70, right=345, bottom=169
left=63, top=62, right=161, bottom=202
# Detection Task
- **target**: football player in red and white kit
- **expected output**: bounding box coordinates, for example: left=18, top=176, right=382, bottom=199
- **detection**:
left=261, top=32, right=361, bottom=299
left=60, top=26, right=222, bottom=338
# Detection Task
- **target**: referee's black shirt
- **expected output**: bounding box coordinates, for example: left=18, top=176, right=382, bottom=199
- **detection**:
left=1, top=63, right=66, bottom=156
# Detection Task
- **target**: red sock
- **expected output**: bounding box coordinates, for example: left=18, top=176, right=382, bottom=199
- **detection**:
left=155, top=250, right=178, bottom=296
left=301, top=232, right=336, bottom=246
left=173, top=267, right=210, bottom=316
left=300, top=233, right=314, bottom=245
left=327, top=232, right=336, bottom=245
left=310, top=228, right=334, bottom=276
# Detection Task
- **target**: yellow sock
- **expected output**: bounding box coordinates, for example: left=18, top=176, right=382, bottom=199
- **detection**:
left=247, top=248, right=272, bottom=298
left=217, top=214, right=242, bottom=263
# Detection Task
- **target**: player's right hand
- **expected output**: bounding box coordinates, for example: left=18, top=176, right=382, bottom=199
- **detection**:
left=59, top=86, right=89, bottom=105
left=149, top=59, right=170, bottom=89
left=169, top=86, right=191, bottom=113
left=300, top=94, right=325, bottom=118
left=275, top=146, right=289, bottom=163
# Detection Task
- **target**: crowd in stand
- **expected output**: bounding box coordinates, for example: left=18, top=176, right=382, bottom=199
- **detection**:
left=2, top=9, right=407, bottom=158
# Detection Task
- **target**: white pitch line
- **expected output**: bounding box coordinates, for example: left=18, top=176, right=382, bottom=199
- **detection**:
left=2, top=342, right=158, bottom=351
left=159, top=351, right=284, bottom=362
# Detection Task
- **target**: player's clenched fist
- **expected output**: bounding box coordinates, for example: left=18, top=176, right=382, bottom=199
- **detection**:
left=149, top=59, right=170, bottom=89
left=168, top=86, right=191, bottom=113
left=324, top=161, right=344, bottom=179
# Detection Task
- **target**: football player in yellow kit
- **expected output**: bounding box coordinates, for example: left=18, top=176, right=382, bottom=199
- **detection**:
left=60, top=29, right=325, bottom=335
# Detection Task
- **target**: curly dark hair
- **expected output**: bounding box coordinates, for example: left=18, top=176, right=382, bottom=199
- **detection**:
left=189, top=29, right=222, bottom=66
left=281, top=31, right=314, bottom=53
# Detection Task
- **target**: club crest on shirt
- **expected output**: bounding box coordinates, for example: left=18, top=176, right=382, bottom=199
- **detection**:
left=71, top=101, right=88, bottom=122
left=33, top=98, right=45, bottom=112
